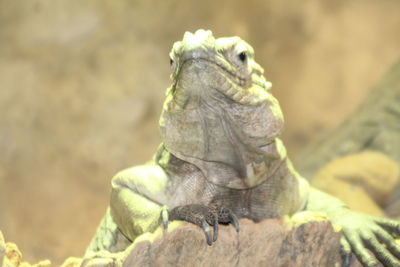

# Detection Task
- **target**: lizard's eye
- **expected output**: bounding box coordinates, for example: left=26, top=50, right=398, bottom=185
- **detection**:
left=170, top=58, right=174, bottom=66
left=238, top=51, right=247, bottom=63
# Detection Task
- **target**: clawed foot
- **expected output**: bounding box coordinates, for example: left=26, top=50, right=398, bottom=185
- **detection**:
left=161, top=204, right=239, bottom=245
left=337, top=213, right=400, bottom=267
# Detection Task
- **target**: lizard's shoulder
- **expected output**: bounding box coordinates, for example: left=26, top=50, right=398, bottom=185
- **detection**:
left=113, top=161, right=167, bottom=180
left=111, top=161, right=169, bottom=195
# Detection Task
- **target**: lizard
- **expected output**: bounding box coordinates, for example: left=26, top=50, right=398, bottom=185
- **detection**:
left=87, top=29, right=400, bottom=267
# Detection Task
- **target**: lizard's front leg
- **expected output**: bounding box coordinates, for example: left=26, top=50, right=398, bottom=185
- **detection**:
left=162, top=203, right=240, bottom=245
left=110, top=165, right=169, bottom=242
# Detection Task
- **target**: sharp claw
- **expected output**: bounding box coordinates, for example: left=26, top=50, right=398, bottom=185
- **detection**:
left=231, top=214, right=240, bottom=232
left=161, top=207, right=169, bottom=230
left=341, top=253, right=352, bottom=267
left=201, top=220, right=212, bottom=246
left=213, top=220, right=218, bottom=242
left=340, top=237, right=352, bottom=266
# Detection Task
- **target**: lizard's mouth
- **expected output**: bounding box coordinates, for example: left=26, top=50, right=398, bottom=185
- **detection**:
left=171, top=57, right=273, bottom=106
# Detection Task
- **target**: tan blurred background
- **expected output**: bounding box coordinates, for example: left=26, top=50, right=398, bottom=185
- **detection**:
left=0, top=0, right=399, bottom=264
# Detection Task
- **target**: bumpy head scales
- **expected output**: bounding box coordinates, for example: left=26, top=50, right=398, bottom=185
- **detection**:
left=167, top=29, right=272, bottom=109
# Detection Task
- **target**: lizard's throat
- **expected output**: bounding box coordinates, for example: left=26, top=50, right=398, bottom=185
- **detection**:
left=159, top=102, right=285, bottom=189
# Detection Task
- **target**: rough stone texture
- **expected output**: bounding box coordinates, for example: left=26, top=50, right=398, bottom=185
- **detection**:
left=0, top=231, right=51, bottom=267
left=126, top=220, right=341, bottom=267
left=3, top=217, right=390, bottom=266
left=0, top=232, right=4, bottom=267
left=2, top=0, right=400, bottom=264
left=0, top=221, right=347, bottom=267
left=62, top=219, right=347, bottom=267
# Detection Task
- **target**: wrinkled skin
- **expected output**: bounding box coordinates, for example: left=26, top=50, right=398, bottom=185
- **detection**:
left=91, top=30, right=400, bottom=266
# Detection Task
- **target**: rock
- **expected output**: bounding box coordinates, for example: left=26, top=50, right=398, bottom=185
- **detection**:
left=0, top=231, right=51, bottom=267
left=71, top=217, right=350, bottom=267
left=60, top=257, right=83, bottom=267
left=0, top=231, right=5, bottom=267
left=5, top=242, right=22, bottom=266
left=3, top=216, right=366, bottom=267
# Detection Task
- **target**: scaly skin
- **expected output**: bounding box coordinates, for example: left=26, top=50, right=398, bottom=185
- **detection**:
left=87, top=30, right=400, bottom=266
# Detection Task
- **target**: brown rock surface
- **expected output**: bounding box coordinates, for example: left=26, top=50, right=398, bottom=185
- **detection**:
left=4, top=216, right=385, bottom=267
left=62, top=218, right=346, bottom=267
left=0, top=231, right=51, bottom=267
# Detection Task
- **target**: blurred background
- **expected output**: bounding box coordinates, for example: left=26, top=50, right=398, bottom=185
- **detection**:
left=0, top=0, right=399, bottom=264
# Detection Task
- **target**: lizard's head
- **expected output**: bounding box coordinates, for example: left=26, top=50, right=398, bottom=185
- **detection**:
left=159, top=30, right=284, bottom=188
left=166, top=29, right=273, bottom=108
